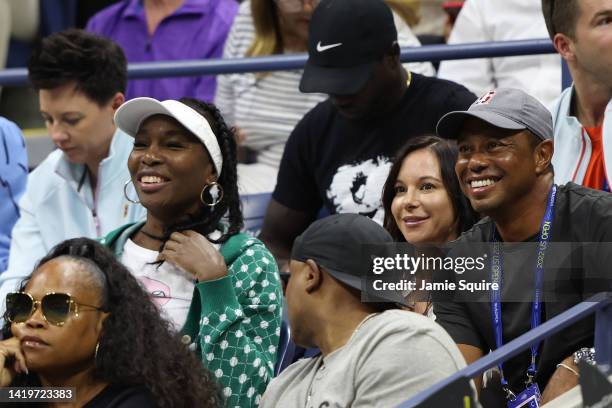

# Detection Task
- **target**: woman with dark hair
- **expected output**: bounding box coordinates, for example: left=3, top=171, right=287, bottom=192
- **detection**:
left=101, top=97, right=282, bottom=407
left=0, top=238, right=222, bottom=407
left=382, top=135, right=478, bottom=315
left=382, top=135, right=477, bottom=243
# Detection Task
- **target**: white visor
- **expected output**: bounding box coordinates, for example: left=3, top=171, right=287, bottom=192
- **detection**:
left=114, top=97, right=223, bottom=176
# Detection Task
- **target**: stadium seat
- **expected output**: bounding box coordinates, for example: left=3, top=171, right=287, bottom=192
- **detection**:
left=240, top=192, right=272, bottom=235
left=240, top=192, right=331, bottom=236
left=274, top=300, right=297, bottom=376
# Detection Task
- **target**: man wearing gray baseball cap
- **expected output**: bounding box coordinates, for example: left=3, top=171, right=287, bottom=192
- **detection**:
left=433, top=88, right=612, bottom=405
left=436, top=88, right=553, bottom=142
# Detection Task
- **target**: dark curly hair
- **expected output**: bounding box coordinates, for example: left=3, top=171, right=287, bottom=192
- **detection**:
left=382, top=135, right=478, bottom=242
left=2, top=238, right=223, bottom=408
left=27, top=29, right=127, bottom=106
left=156, top=98, right=244, bottom=246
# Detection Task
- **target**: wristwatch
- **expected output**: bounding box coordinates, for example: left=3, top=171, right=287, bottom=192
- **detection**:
left=573, top=347, right=596, bottom=366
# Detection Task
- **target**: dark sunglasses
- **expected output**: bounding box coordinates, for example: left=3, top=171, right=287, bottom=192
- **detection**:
left=6, top=292, right=104, bottom=326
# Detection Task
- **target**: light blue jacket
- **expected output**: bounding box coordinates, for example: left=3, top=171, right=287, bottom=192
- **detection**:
left=550, top=86, right=612, bottom=186
left=0, top=129, right=146, bottom=309
left=0, top=118, right=28, bottom=272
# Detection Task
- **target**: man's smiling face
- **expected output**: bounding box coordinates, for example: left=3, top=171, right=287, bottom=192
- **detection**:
left=455, top=118, right=540, bottom=216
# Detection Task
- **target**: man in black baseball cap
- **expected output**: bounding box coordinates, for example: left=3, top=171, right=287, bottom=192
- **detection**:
left=259, top=214, right=473, bottom=407
left=299, top=0, right=408, bottom=120
left=260, top=0, right=475, bottom=270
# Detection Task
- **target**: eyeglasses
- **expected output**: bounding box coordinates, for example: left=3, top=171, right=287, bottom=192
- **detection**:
left=6, top=292, right=104, bottom=326
left=274, top=0, right=321, bottom=13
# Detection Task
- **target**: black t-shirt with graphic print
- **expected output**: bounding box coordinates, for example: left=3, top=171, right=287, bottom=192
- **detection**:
left=273, top=73, right=476, bottom=222
left=434, top=183, right=612, bottom=397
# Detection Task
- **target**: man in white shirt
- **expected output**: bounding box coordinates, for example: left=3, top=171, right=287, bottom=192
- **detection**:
left=438, top=0, right=562, bottom=106
left=543, top=0, right=612, bottom=191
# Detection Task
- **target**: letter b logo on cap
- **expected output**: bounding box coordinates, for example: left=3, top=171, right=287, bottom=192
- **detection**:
left=475, top=90, right=496, bottom=105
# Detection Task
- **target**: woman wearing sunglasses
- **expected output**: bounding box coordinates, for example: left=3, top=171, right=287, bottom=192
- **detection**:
left=101, top=97, right=282, bottom=407
left=0, top=238, right=222, bottom=407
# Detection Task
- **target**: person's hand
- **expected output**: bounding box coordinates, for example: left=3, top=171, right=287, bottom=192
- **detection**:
left=0, top=337, right=28, bottom=386
left=159, top=231, right=228, bottom=282
left=540, top=355, right=580, bottom=404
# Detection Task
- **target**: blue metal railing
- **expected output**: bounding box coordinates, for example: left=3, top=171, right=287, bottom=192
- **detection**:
left=398, top=293, right=612, bottom=407
left=0, top=39, right=557, bottom=87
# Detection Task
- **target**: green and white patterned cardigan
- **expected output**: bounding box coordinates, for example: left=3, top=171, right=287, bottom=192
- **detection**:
left=101, top=221, right=282, bottom=407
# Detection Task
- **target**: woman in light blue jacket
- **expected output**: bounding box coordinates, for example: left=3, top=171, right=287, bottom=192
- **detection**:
left=0, top=30, right=145, bottom=311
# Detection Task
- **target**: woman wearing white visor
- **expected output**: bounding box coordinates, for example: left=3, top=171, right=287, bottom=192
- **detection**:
left=101, top=97, right=282, bottom=407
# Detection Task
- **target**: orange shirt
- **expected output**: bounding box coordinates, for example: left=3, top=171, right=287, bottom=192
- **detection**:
left=582, top=126, right=609, bottom=191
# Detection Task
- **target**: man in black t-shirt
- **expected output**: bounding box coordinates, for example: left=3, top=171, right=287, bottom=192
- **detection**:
left=434, top=88, right=612, bottom=406
left=259, top=0, right=475, bottom=266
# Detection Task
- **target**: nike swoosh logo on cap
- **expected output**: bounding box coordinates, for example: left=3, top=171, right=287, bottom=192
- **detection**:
left=316, top=41, right=343, bottom=52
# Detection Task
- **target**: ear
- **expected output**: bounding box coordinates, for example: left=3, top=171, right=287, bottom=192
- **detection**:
left=110, top=92, right=125, bottom=111
left=534, top=139, right=554, bottom=175
left=553, top=33, right=575, bottom=62
left=384, top=42, right=401, bottom=69
left=96, top=311, right=109, bottom=334
left=304, top=259, right=323, bottom=294
left=204, top=170, right=217, bottom=185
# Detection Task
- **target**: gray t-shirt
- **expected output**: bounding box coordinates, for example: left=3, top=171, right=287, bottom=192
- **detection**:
left=260, top=309, right=469, bottom=408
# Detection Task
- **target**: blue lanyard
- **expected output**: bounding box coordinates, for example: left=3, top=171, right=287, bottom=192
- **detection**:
left=490, top=185, right=557, bottom=396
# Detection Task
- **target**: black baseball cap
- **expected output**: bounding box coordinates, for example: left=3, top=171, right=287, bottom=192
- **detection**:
left=291, top=214, right=408, bottom=306
left=299, top=0, right=398, bottom=95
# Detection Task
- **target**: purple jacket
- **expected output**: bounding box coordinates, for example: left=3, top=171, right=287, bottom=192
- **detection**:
left=87, top=0, right=238, bottom=102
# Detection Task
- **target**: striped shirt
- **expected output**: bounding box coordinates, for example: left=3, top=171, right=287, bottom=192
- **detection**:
left=215, top=0, right=435, bottom=168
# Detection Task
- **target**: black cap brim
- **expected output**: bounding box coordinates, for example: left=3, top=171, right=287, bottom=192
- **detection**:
left=436, top=110, right=527, bottom=139
left=325, top=268, right=409, bottom=307
left=299, top=60, right=376, bottom=95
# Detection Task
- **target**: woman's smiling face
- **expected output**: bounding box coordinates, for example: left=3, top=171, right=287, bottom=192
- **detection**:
left=391, top=148, right=458, bottom=244
left=128, top=114, right=215, bottom=217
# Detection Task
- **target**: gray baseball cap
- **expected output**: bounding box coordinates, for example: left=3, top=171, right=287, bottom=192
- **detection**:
left=436, top=88, right=553, bottom=141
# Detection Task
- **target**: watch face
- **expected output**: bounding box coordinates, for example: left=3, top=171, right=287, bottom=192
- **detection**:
left=574, top=347, right=596, bottom=365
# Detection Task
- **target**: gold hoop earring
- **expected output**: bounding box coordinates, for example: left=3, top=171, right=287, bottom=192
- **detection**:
left=200, top=182, right=224, bottom=207
left=123, top=180, right=141, bottom=204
